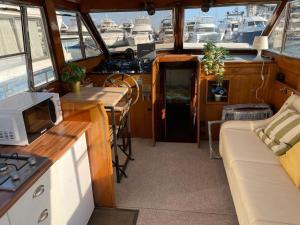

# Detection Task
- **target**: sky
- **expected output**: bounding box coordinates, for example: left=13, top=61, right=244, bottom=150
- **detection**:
left=89, top=6, right=246, bottom=30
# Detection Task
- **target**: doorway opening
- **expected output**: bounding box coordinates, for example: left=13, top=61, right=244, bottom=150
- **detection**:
left=158, top=62, right=197, bottom=143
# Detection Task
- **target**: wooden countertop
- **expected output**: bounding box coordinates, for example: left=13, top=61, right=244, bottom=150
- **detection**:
left=62, top=87, right=128, bottom=107
left=0, top=120, right=90, bottom=217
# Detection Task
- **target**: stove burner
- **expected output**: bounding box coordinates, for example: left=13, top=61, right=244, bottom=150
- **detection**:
left=0, top=163, right=8, bottom=173
left=28, top=157, right=37, bottom=166
left=10, top=171, right=20, bottom=181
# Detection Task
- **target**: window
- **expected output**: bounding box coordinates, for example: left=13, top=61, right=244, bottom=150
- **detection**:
left=268, top=6, right=286, bottom=52
left=183, top=4, right=277, bottom=49
left=27, top=7, right=56, bottom=87
left=90, top=10, right=174, bottom=53
left=0, top=4, right=28, bottom=100
left=81, top=22, right=101, bottom=57
left=0, top=4, right=57, bottom=100
left=56, top=11, right=102, bottom=61
left=268, top=0, right=300, bottom=58
left=282, top=1, right=300, bottom=57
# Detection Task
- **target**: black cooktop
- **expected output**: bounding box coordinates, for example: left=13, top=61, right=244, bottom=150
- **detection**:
left=0, top=153, right=48, bottom=191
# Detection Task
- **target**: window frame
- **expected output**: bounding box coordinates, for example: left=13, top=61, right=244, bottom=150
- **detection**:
left=0, top=3, right=58, bottom=99
left=0, top=3, right=58, bottom=93
left=56, top=10, right=102, bottom=62
left=88, top=7, right=176, bottom=53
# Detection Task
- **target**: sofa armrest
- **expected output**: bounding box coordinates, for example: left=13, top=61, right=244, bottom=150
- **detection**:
left=221, top=119, right=272, bottom=131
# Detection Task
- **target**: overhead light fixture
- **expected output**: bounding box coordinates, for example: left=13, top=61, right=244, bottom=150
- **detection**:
left=252, top=36, right=269, bottom=60
left=201, top=0, right=214, bottom=13
left=145, top=1, right=155, bottom=16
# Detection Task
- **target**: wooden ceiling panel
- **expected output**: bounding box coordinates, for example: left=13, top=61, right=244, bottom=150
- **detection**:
left=77, top=0, right=280, bottom=13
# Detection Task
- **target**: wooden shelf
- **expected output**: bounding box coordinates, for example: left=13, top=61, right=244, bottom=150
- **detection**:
left=206, top=80, right=230, bottom=104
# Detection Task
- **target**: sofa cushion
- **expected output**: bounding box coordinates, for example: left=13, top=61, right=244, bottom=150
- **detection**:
left=255, top=128, right=289, bottom=156
left=279, top=141, right=300, bottom=188
left=230, top=161, right=300, bottom=225
left=262, top=109, right=300, bottom=155
left=220, top=128, right=279, bottom=168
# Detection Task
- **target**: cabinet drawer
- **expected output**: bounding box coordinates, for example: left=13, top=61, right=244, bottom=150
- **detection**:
left=73, top=133, right=87, bottom=161
left=8, top=170, right=51, bottom=225
left=0, top=214, right=10, bottom=225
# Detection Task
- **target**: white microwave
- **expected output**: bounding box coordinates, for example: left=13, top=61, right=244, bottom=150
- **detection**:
left=0, top=92, right=63, bottom=146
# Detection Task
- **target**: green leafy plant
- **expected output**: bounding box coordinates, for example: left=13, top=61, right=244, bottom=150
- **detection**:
left=202, top=42, right=229, bottom=86
left=61, top=63, right=85, bottom=84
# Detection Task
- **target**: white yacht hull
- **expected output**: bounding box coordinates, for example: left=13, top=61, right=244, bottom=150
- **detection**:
left=189, top=32, right=223, bottom=43
left=101, top=33, right=128, bottom=47
left=127, top=34, right=154, bottom=46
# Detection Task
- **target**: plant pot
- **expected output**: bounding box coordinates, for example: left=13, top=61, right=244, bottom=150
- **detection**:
left=214, top=94, right=222, bottom=102
left=70, top=81, right=81, bottom=93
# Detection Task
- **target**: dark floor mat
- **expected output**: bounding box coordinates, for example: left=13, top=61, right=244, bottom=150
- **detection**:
left=88, top=208, right=139, bottom=225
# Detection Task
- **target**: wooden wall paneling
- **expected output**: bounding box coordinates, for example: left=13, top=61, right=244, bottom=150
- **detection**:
left=54, top=0, right=79, bottom=11
left=200, top=61, right=276, bottom=140
left=263, top=51, right=300, bottom=110
left=75, top=56, right=104, bottom=73
left=61, top=101, right=116, bottom=208
left=129, top=74, right=152, bottom=138
left=263, top=63, right=278, bottom=103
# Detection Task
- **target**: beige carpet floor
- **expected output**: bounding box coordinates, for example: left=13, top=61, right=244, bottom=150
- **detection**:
left=115, top=139, right=239, bottom=225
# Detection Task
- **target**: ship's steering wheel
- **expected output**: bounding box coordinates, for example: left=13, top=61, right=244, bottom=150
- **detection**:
left=103, top=73, right=140, bottom=106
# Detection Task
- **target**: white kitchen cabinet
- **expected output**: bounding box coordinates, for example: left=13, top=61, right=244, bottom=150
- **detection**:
left=7, top=169, right=52, bottom=225
left=0, top=214, right=10, bottom=225
left=7, top=133, right=94, bottom=225
left=51, top=133, right=94, bottom=225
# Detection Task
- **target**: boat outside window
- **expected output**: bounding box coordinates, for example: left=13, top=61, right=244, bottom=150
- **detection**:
left=183, top=4, right=277, bottom=49
left=0, top=4, right=28, bottom=100
left=27, top=7, right=56, bottom=87
left=81, top=21, right=102, bottom=58
left=90, top=10, right=174, bottom=53
left=56, top=11, right=102, bottom=61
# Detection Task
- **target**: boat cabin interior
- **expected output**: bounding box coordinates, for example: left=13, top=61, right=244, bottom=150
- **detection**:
left=1, top=0, right=300, bottom=224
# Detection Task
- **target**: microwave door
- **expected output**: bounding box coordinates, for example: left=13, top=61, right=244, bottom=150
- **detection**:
left=22, top=99, right=54, bottom=143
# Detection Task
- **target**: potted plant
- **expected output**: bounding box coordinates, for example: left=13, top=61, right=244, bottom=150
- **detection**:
left=61, top=63, right=85, bottom=93
left=202, top=42, right=229, bottom=101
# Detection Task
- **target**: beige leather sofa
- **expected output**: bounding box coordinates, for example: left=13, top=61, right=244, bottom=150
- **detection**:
left=220, top=94, right=300, bottom=225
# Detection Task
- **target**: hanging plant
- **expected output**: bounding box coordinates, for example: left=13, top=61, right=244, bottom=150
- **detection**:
left=202, top=41, right=229, bottom=86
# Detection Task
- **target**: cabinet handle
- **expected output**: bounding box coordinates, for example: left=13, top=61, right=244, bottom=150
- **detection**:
left=38, top=209, right=48, bottom=223
left=33, top=185, right=45, bottom=199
